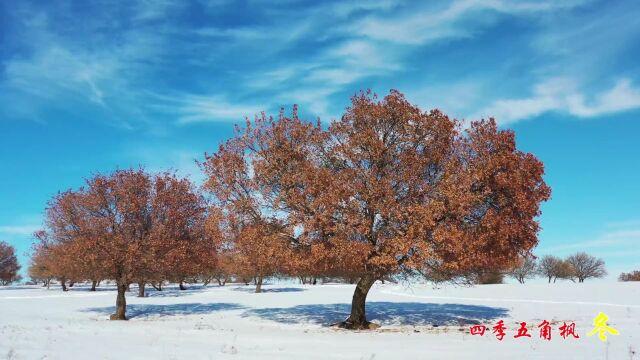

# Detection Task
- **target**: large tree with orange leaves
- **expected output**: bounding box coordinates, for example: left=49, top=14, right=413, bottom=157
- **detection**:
left=42, top=169, right=210, bottom=319
left=203, top=90, right=550, bottom=329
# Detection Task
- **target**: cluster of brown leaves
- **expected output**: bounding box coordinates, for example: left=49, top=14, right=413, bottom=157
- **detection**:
left=31, top=169, right=213, bottom=289
left=201, top=90, right=551, bottom=284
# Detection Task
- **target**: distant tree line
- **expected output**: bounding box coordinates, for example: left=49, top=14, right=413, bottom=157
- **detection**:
left=619, top=271, right=640, bottom=282
left=502, top=252, right=607, bottom=284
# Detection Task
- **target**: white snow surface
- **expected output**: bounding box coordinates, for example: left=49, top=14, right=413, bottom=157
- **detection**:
left=1, top=281, right=638, bottom=359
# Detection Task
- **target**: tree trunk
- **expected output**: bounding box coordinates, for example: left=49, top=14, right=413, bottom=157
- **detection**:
left=338, top=275, right=378, bottom=329
left=548, top=276, right=552, bottom=283
left=90, top=280, right=97, bottom=291
left=110, top=281, right=128, bottom=320
left=179, top=280, right=186, bottom=290
left=61, top=277, right=68, bottom=292
left=312, top=277, right=317, bottom=285
left=68, top=281, right=74, bottom=288
left=255, top=276, right=263, bottom=293
left=137, top=281, right=145, bottom=297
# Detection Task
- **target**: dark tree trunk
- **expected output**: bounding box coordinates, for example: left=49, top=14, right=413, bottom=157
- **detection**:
left=68, top=281, right=74, bottom=288
left=312, top=277, right=317, bottom=285
left=255, top=276, right=263, bottom=293
left=338, top=275, right=378, bottom=330
left=137, top=281, right=145, bottom=297
left=203, top=278, right=211, bottom=286
left=110, top=281, right=128, bottom=320
left=61, top=277, right=68, bottom=292
left=548, top=276, right=552, bottom=283
left=179, top=280, right=186, bottom=290
left=151, top=282, right=163, bottom=291
left=90, top=280, right=97, bottom=291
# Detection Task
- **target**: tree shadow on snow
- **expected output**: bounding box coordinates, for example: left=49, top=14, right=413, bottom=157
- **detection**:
left=242, top=302, right=508, bottom=327
left=144, top=286, right=210, bottom=298
left=231, top=286, right=306, bottom=293
left=83, top=302, right=245, bottom=319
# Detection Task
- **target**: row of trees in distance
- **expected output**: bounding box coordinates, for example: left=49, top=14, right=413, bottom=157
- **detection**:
left=507, top=253, right=607, bottom=284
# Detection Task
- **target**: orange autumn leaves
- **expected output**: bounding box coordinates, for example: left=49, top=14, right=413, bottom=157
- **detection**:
left=32, top=90, right=549, bottom=322
left=203, top=90, right=550, bottom=286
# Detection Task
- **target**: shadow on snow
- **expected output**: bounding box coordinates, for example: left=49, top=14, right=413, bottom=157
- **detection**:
left=143, top=286, right=210, bottom=298
left=231, top=286, right=306, bottom=293
left=83, top=302, right=245, bottom=319
left=242, top=302, right=508, bottom=327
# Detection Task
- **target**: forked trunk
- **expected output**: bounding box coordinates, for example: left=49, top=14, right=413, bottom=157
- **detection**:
left=90, top=280, right=97, bottom=291
left=137, top=281, right=145, bottom=297
left=338, top=275, right=378, bottom=330
left=110, top=281, right=128, bottom=320
left=255, top=276, right=263, bottom=293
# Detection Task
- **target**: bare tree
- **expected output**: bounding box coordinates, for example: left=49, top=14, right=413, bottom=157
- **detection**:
left=565, top=252, right=606, bottom=283
left=508, top=255, right=537, bottom=284
left=537, top=255, right=561, bottom=283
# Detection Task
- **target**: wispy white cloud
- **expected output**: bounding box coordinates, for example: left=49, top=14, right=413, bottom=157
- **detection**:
left=147, top=93, right=263, bottom=124
left=0, top=225, right=40, bottom=236
left=120, top=146, right=206, bottom=184
left=538, top=226, right=640, bottom=254
left=350, top=0, right=587, bottom=45
left=472, top=78, right=640, bottom=124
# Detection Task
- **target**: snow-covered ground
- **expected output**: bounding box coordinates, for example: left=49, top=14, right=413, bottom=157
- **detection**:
left=1, top=281, right=638, bottom=359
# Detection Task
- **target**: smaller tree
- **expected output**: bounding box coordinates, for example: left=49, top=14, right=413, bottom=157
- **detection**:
left=508, top=255, right=537, bottom=284
left=565, top=252, right=606, bottom=283
left=0, top=241, right=21, bottom=285
left=475, top=271, right=505, bottom=284
left=619, top=270, right=640, bottom=282
left=554, top=260, right=575, bottom=282
left=537, top=255, right=560, bottom=283
left=537, top=255, right=574, bottom=283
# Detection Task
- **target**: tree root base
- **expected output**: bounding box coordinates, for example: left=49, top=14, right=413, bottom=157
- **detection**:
left=109, top=314, right=128, bottom=321
left=334, top=321, right=380, bottom=330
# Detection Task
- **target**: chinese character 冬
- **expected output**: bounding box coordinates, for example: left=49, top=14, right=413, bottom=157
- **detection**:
left=493, top=320, right=507, bottom=341
left=559, top=322, right=579, bottom=339
left=587, top=312, right=619, bottom=342
left=513, top=322, right=531, bottom=338
left=538, top=320, right=552, bottom=341
left=470, top=325, right=487, bottom=336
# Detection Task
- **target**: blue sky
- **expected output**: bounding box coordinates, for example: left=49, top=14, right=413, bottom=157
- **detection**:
left=1, top=0, right=639, bottom=280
